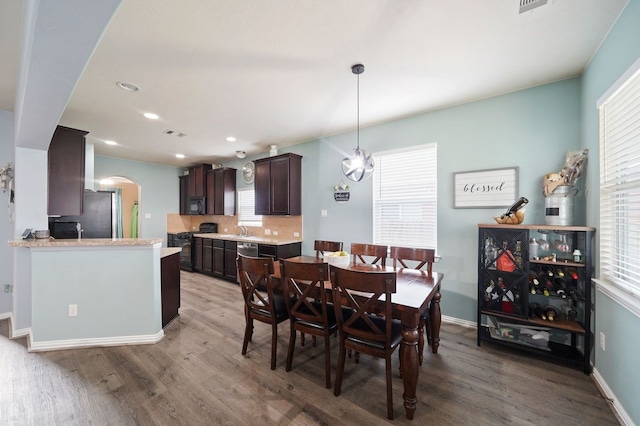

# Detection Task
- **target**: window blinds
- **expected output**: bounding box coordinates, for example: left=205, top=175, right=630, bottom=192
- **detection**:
left=372, top=144, right=437, bottom=250
left=237, top=188, right=262, bottom=227
left=599, top=65, right=640, bottom=299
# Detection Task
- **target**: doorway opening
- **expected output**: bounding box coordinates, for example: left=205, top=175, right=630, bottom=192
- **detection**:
left=99, top=176, right=141, bottom=238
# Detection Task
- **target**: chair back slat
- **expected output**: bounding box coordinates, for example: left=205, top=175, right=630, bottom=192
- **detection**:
left=280, top=260, right=330, bottom=325
left=237, top=255, right=276, bottom=312
left=350, top=243, right=388, bottom=267
left=314, top=240, right=344, bottom=258
left=389, top=246, right=434, bottom=275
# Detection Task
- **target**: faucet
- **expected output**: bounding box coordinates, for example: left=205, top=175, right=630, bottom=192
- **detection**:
left=235, top=225, right=248, bottom=237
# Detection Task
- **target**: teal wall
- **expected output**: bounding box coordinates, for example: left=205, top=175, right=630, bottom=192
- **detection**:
left=580, top=0, right=640, bottom=424
left=94, top=156, right=183, bottom=246
left=0, top=110, right=14, bottom=314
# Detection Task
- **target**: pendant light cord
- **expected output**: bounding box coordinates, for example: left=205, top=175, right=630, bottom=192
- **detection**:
left=356, top=71, right=360, bottom=150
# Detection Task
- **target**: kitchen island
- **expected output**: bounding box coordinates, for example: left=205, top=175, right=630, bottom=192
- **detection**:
left=9, top=237, right=165, bottom=351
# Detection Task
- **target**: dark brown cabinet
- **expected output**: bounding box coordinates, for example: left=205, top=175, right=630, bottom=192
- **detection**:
left=257, top=242, right=302, bottom=260
left=47, top=126, right=88, bottom=216
left=224, top=240, right=237, bottom=281
left=193, top=237, right=203, bottom=272
left=179, top=175, right=188, bottom=215
left=202, top=239, right=213, bottom=274
left=161, top=251, right=180, bottom=328
left=206, top=167, right=236, bottom=215
left=213, top=239, right=224, bottom=277
left=188, top=164, right=212, bottom=198
left=254, top=153, right=302, bottom=215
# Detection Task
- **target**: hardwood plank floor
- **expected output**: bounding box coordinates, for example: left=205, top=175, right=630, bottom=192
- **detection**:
left=1, top=271, right=619, bottom=425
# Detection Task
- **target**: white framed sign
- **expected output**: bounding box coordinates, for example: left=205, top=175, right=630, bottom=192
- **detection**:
left=453, top=167, right=519, bottom=208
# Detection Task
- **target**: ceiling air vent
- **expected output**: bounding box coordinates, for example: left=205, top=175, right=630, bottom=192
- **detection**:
left=517, top=0, right=551, bottom=14
left=163, top=129, right=187, bottom=137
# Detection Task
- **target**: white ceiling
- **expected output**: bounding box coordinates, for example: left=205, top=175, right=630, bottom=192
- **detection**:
left=0, top=0, right=629, bottom=167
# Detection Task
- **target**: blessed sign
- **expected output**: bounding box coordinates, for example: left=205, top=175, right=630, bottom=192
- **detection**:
left=453, top=167, right=519, bottom=208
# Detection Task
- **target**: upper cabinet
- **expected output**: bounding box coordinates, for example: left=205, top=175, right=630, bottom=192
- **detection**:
left=206, top=167, right=236, bottom=216
left=188, top=164, right=212, bottom=198
left=254, top=153, right=302, bottom=215
left=179, top=175, right=188, bottom=215
left=48, top=126, right=88, bottom=216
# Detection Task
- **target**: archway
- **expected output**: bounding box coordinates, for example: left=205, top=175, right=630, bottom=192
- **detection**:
left=99, top=176, right=141, bottom=238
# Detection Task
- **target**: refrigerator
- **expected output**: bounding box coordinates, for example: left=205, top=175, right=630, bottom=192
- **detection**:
left=49, top=190, right=117, bottom=239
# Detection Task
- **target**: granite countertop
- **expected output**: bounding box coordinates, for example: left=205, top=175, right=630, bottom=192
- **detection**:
left=161, top=247, right=182, bottom=258
left=9, top=237, right=163, bottom=248
left=192, top=233, right=301, bottom=246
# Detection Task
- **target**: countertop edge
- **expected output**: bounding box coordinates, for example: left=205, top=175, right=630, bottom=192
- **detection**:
left=8, top=238, right=164, bottom=248
left=192, top=233, right=302, bottom=246
left=161, top=247, right=182, bottom=258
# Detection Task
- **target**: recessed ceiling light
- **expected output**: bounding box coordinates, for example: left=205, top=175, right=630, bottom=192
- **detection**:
left=226, top=136, right=237, bottom=142
left=175, top=154, right=185, bottom=159
left=104, top=140, right=118, bottom=145
left=144, top=112, right=159, bottom=120
left=116, top=81, right=139, bottom=92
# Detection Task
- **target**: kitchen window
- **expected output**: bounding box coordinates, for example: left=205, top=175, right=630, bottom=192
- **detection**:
left=237, top=188, right=262, bottom=227
left=597, top=55, right=640, bottom=316
left=372, top=143, right=437, bottom=251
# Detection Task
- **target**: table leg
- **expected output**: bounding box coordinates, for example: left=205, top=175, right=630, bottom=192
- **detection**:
left=400, top=315, right=419, bottom=420
left=428, top=288, right=442, bottom=354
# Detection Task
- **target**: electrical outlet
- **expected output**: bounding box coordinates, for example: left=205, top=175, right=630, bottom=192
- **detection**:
left=273, top=231, right=278, bottom=236
left=600, top=331, right=605, bottom=351
left=264, top=229, right=271, bottom=235
left=68, top=304, right=78, bottom=317
left=293, top=232, right=300, bottom=237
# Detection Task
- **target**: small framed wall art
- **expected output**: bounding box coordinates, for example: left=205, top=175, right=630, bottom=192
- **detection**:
left=453, top=167, right=519, bottom=208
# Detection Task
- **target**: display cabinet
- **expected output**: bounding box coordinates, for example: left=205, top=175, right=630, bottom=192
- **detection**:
left=254, top=153, right=302, bottom=215
left=477, top=224, right=595, bottom=374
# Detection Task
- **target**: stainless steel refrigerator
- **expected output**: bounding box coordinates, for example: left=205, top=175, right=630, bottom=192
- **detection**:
left=49, top=190, right=117, bottom=238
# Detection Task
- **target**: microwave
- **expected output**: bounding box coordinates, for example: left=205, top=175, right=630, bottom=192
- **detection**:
left=188, top=196, right=206, bottom=215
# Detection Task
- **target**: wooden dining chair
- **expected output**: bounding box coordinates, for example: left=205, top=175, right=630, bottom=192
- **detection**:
left=280, top=259, right=336, bottom=388
left=390, top=246, right=435, bottom=366
left=330, top=265, right=401, bottom=420
left=350, top=243, right=388, bottom=266
left=238, top=255, right=289, bottom=370
left=314, top=240, right=344, bottom=258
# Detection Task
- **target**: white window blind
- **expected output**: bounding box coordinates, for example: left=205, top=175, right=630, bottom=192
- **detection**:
left=599, top=63, right=640, bottom=301
left=372, top=144, right=437, bottom=250
left=237, top=188, right=262, bottom=227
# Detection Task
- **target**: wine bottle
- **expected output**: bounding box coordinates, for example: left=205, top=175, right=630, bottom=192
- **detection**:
left=555, top=267, right=565, bottom=278
left=542, top=265, right=554, bottom=277
left=543, top=305, right=559, bottom=321
left=496, top=241, right=516, bottom=272
left=513, top=240, right=523, bottom=269
left=553, top=277, right=567, bottom=299
left=566, top=267, right=579, bottom=281
left=500, top=196, right=529, bottom=219
left=529, top=302, right=544, bottom=320
left=528, top=272, right=540, bottom=294
left=484, top=237, right=498, bottom=270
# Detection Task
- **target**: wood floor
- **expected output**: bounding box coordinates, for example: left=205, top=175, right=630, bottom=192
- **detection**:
left=1, top=271, right=619, bottom=425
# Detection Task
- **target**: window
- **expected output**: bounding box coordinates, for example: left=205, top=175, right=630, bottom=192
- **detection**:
left=372, top=144, right=437, bottom=250
left=597, top=57, right=640, bottom=313
left=237, top=188, right=262, bottom=227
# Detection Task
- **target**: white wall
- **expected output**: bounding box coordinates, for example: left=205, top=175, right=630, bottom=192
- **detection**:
left=0, top=110, right=14, bottom=315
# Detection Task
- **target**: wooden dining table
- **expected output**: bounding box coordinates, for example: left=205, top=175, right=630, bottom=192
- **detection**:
left=272, top=255, right=444, bottom=420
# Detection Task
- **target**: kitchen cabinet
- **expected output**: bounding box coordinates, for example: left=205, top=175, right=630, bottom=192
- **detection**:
left=213, top=239, right=224, bottom=277
left=224, top=240, right=237, bottom=281
left=206, top=167, right=236, bottom=216
left=477, top=224, right=594, bottom=374
left=193, top=237, right=203, bottom=272
left=161, top=251, right=180, bottom=328
left=179, top=175, right=188, bottom=215
left=254, top=153, right=302, bottom=215
left=188, top=164, right=212, bottom=198
left=202, top=239, right=213, bottom=274
left=47, top=126, right=88, bottom=216
left=257, top=242, right=302, bottom=260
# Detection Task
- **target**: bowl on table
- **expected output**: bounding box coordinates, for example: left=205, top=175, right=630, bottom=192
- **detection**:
left=324, top=251, right=351, bottom=268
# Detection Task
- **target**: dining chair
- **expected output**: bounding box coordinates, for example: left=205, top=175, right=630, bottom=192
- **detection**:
left=280, top=259, right=336, bottom=388
left=237, top=255, right=289, bottom=370
left=350, top=243, right=388, bottom=266
left=390, top=246, right=435, bottom=366
left=314, top=240, right=344, bottom=258
left=330, top=265, right=401, bottom=420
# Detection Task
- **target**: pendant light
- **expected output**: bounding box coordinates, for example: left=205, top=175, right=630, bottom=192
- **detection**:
left=342, top=64, right=375, bottom=182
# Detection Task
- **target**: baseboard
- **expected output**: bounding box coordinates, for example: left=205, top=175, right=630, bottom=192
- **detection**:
left=0, top=313, right=30, bottom=339
left=28, top=330, right=165, bottom=352
left=442, top=315, right=476, bottom=329
left=592, top=367, right=634, bottom=426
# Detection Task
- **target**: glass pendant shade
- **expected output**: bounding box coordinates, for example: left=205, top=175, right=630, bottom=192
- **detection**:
left=342, top=147, right=375, bottom=182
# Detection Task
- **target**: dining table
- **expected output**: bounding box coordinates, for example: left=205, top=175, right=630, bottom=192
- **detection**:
left=271, top=255, right=444, bottom=420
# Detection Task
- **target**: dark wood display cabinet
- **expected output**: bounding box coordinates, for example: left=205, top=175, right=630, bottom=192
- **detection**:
left=206, top=167, right=236, bottom=216
left=477, top=224, right=595, bottom=374
left=254, top=153, right=302, bottom=215
left=48, top=126, right=88, bottom=216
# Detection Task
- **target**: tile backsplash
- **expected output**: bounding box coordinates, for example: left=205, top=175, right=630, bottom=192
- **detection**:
left=166, top=213, right=302, bottom=240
